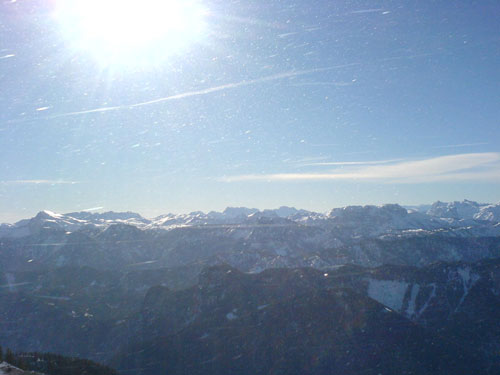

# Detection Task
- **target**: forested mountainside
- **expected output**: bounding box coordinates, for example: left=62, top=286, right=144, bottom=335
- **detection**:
left=1, top=260, right=499, bottom=374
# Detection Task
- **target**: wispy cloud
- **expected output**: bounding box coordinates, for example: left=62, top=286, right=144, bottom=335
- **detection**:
left=220, top=153, right=500, bottom=183
left=278, top=32, right=299, bottom=38
left=288, top=156, right=331, bottom=164
left=296, top=159, right=404, bottom=168
left=48, top=64, right=361, bottom=118
left=1, top=180, right=80, bottom=185
left=350, top=9, right=385, bottom=14
left=82, top=206, right=104, bottom=212
left=433, top=142, right=489, bottom=149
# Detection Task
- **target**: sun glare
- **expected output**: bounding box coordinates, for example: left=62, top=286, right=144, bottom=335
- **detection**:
left=54, top=0, right=208, bottom=67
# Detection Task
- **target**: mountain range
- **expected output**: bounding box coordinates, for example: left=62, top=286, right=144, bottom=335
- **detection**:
left=2, top=200, right=500, bottom=237
left=1, top=200, right=499, bottom=273
left=1, top=200, right=500, bottom=374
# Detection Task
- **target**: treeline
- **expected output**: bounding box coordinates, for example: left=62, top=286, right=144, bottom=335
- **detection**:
left=0, top=345, right=118, bottom=375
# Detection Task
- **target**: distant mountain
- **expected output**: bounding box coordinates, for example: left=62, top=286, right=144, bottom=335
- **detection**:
left=1, top=201, right=499, bottom=273
left=0, top=210, right=151, bottom=239
left=427, top=199, right=500, bottom=221
left=473, top=203, right=500, bottom=221
left=2, top=201, right=500, bottom=238
left=2, top=200, right=499, bottom=234
left=404, top=204, right=433, bottom=213
left=221, top=207, right=259, bottom=218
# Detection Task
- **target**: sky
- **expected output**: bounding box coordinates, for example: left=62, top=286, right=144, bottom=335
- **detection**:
left=0, top=0, right=499, bottom=222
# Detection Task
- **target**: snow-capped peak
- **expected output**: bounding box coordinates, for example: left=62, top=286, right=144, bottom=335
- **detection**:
left=222, top=207, right=259, bottom=218
left=427, top=200, right=486, bottom=220
left=2, top=201, right=500, bottom=240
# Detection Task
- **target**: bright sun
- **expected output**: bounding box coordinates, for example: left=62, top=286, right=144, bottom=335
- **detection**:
left=54, top=0, right=207, bottom=67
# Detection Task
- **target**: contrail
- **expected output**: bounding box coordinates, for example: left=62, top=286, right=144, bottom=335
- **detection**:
left=1, top=179, right=80, bottom=185
left=50, top=63, right=360, bottom=118
left=50, top=105, right=123, bottom=118
left=129, top=65, right=358, bottom=108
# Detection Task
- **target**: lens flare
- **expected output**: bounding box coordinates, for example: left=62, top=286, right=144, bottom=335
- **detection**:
left=54, top=0, right=208, bottom=67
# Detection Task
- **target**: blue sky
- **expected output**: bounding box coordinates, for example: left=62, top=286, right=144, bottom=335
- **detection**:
left=1, top=0, right=499, bottom=222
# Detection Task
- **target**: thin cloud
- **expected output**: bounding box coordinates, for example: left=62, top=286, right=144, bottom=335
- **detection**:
left=350, top=9, right=385, bottom=14
left=296, top=159, right=404, bottom=168
left=1, top=179, right=80, bottom=185
left=82, top=206, right=104, bottom=212
left=220, top=153, right=500, bottom=183
left=289, top=156, right=331, bottom=164
left=49, top=63, right=361, bottom=118
left=434, top=142, right=489, bottom=149
left=278, top=32, right=299, bottom=38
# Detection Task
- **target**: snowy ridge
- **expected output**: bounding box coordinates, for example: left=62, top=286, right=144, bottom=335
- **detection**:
left=2, top=201, right=500, bottom=239
left=0, top=201, right=499, bottom=273
left=427, top=200, right=500, bottom=222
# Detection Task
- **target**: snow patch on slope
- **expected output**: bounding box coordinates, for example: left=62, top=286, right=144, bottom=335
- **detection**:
left=417, top=283, right=436, bottom=317
left=405, top=283, right=420, bottom=317
left=456, top=267, right=480, bottom=309
left=367, top=279, right=409, bottom=311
